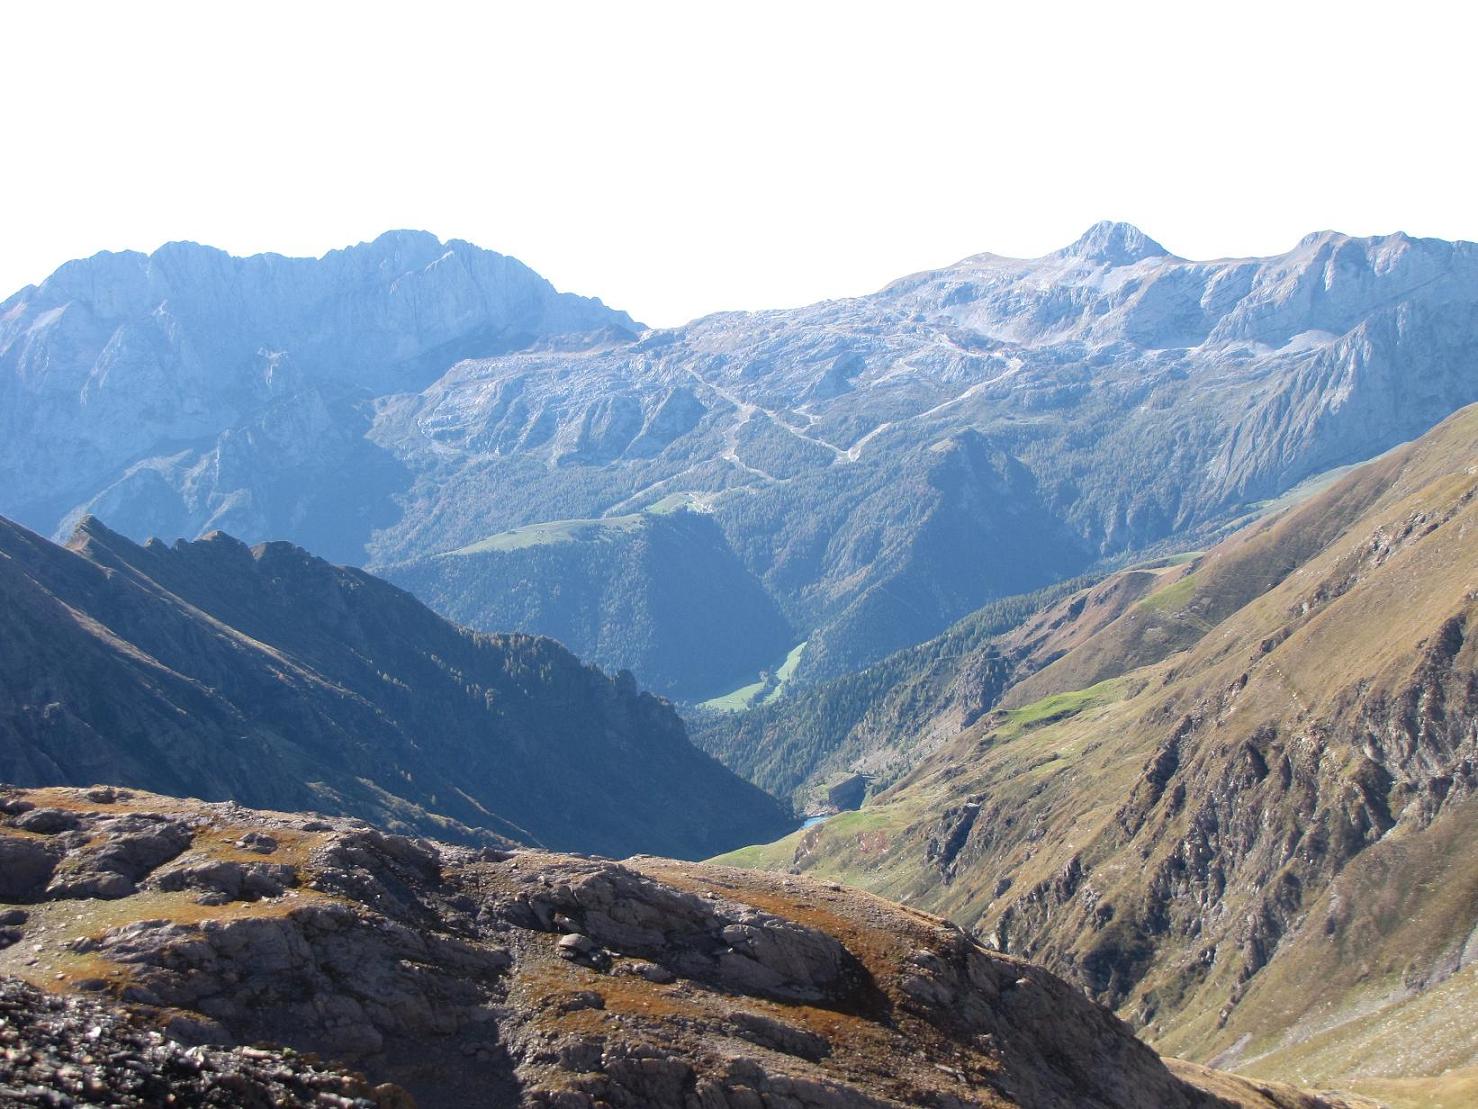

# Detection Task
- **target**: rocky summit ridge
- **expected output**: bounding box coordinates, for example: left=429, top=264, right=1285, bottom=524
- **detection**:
left=0, top=231, right=638, bottom=565
left=0, top=785, right=1367, bottom=1108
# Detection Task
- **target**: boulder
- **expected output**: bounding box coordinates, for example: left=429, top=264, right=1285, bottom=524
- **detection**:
left=0, top=836, right=59, bottom=899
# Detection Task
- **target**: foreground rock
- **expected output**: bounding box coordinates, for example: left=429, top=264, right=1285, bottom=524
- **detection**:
left=0, top=786, right=1362, bottom=1108
left=0, top=976, right=410, bottom=1107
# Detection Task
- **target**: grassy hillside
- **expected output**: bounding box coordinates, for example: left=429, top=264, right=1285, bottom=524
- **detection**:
left=715, top=404, right=1478, bottom=1100
left=687, top=574, right=1105, bottom=807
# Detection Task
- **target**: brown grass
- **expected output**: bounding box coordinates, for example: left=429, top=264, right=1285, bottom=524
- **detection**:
left=0, top=887, right=336, bottom=995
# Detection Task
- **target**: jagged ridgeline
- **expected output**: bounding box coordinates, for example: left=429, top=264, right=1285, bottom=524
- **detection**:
left=717, top=404, right=1478, bottom=1105
left=6, top=226, right=1477, bottom=697
left=0, top=515, right=793, bottom=859
left=1, top=225, right=1474, bottom=1107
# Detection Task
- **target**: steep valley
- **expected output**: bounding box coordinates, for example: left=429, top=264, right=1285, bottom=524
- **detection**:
left=384, top=506, right=796, bottom=702
left=3, top=225, right=1477, bottom=1106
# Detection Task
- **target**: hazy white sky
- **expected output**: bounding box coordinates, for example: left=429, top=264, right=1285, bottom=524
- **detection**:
left=4, top=1, right=1474, bottom=327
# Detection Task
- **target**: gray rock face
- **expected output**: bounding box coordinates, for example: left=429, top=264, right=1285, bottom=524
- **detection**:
left=42, top=813, right=192, bottom=900
left=152, top=858, right=298, bottom=902
left=511, top=861, right=852, bottom=1001
left=12, top=809, right=80, bottom=835
left=0, top=231, right=638, bottom=563
left=0, top=839, right=57, bottom=900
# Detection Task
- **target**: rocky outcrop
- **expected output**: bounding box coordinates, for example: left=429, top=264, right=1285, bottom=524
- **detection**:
left=0, top=785, right=1358, bottom=1109
left=506, top=861, right=852, bottom=1002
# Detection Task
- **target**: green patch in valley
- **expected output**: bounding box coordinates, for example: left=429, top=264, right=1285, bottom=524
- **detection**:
left=445, top=494, right=700, bottom=557
left=813, top=805, right=895, bottom=837
left=1141, top=550, right=1204, bottom=569
left=709, top=834, right=798, bottom=870
left=698, top=676, right=770, bottom=712
left=448, top=514, right=645, bottom=555
left=698, top=640, right=808, bottom=711
left=644, top=492, right=700, bottom=515
left=994, top=678, right=1123, bottom=740
left=759, top=641, right=808, bottom=706
left=709, top=797, right=913, bottom=874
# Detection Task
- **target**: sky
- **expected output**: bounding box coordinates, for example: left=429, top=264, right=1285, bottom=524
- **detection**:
left=3, top=1, right=1475, bottom=328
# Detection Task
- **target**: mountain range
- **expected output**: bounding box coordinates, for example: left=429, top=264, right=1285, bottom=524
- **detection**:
left=0, top=231, right=638, bottom=565
left=2, top=225, right=1476, bottom=1107
left=6, top=225, right=1477, bottom=697
left=717, top=403, right=1478, bottom=1106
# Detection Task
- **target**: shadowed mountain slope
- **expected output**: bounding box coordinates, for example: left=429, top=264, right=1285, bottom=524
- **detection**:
left=0, top=515, right=792, bottom=859
left=385, top=507, right=796, bottom=701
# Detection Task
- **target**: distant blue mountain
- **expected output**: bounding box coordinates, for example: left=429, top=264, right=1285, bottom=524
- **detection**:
left=4, top=224, right=1476, bottom=696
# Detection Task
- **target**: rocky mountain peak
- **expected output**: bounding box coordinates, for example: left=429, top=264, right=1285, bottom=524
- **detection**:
left=1056, top=220, right=1169, bottom=264
left=65, top=513, right=109, bottom=542
left=325, top=229, right=480, bottom=277
left=63, top=514, right=133, bottom=556
left=365, top=227, right=445, bottom=253
left=1295, top=228, right=1351, bottom=251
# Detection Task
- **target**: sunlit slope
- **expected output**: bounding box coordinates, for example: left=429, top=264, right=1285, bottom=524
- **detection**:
left=717, top=404, right=1478, bottom=1097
